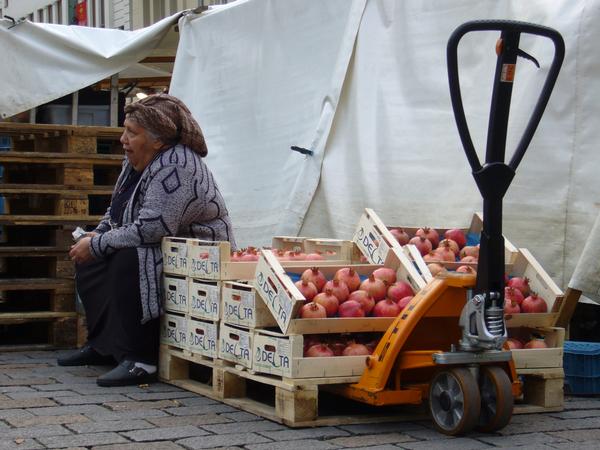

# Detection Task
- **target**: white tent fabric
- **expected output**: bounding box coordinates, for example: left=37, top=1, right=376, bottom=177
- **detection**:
left=570, top=210, right=600, bottom=304
left=171, top=0, right=367, bottom=242
left=0, top=12, right=182, bottom=119
left=172, top=0, right=600, bottom=290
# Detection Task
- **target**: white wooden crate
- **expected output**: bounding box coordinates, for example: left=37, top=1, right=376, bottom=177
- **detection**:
left=188, top=278, right=220, bottom=321
left=510, top=327, right=565, bottom=370
left=218, top=323, right=253, bottom=369
left=252, top=329, right=369, bottom=378
left=222, top=281, right=277, bottom=329
left=163, top=274, right=188, bottom=314
left=162, top=237, right=190, bottom=276
left=160, top=312, right=188, bottom=350
left=254, top=247, right=425, bottom=334
left=187, top=317, right=219, bottom=359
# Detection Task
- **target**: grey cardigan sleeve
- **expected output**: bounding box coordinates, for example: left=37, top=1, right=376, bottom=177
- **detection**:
left=88, top=163, right=204, bottom=258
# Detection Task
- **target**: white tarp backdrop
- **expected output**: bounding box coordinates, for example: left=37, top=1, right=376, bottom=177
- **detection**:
left=0, top=12, right=182, bottom=119
left=171, top=0, right=600, bottom=291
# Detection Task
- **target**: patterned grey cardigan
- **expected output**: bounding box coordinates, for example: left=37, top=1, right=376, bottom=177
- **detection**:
left=89, top=145, right=236, bottom=323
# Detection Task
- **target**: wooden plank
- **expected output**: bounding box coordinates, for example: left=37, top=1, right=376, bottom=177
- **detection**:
left=555, top=287, right=581, bottom=329
left=0, top=151, right=123, bottom=165
left=0, top=215, right=102, bottom=225
left=0, top=246, right=69, bottom=256
left=0, top=311, right=77, bottom=325
left=0, top=123, right=123, bottom=138
left=0, top=278, right=74, bottom=290
left=0, top=184, right=114, bottom=195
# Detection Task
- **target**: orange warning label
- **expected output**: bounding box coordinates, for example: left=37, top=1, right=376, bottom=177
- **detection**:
left=501, top=64, right=516, bottom=82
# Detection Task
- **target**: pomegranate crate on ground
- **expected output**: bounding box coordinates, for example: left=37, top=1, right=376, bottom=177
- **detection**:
left=252, top=329, right=373, bottom=378
left=352, top=208, right=519, bottom=282
left=503, top=248, right=565, bottom=328
left=218, top=322, right=253, bottom=369
left=222, top=281, right=277, bottom=329
left=162, top=237, right=363, bottom=280
left=254, top=247, right=426, bottom=334
left=509, top=326, right=565, bottom=371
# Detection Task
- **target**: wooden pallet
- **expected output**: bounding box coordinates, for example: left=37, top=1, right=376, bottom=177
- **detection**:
left=159, top=345, right=559, bottom=427
left=159, top=345, right=427, bottom=427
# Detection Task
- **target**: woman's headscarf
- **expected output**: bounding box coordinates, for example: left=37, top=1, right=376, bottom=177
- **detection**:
left=124, top=94, right=208, bottom=157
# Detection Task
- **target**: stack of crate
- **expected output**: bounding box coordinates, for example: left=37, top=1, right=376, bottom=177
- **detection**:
left=159, top=236, right=364, bottom=368
left=0, top=123, right=123, bottom=350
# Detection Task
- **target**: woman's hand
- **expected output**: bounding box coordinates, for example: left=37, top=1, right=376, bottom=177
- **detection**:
left=69, top=237, right=94, bottom=265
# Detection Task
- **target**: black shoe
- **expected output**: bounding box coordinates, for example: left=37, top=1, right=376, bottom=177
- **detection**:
left=96, top=360, right=157, bottom=387
left=57, top=345, right=116, bottom=367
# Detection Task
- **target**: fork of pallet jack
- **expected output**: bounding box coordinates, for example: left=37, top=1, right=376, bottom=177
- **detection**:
left=447, top=20, right=564, bottom=301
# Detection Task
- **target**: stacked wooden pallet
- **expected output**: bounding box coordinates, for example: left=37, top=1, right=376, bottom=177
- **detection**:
left=0, top=123, right=123, bottom=350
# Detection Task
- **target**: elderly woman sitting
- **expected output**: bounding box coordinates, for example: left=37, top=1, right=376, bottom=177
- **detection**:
left=59, top=94, right=236, bottom=386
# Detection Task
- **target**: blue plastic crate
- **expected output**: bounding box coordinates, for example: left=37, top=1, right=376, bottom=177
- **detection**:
left=564, top=375, right=600, bottom=395
left=564, top=341, right=600, bottom=377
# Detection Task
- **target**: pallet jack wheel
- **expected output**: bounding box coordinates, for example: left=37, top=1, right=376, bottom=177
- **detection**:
left=429, top=367, right=481, bottom=435
left=476, top=365, right=514, bottom=432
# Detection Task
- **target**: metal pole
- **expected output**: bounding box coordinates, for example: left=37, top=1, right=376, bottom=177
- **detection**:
left=71, top=91, right=79, bottom=125
left=110, top=74, right=119, bottom=127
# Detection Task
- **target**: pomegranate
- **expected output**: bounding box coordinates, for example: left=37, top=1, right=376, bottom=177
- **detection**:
left=294, top=279, right=318, bottom=301
left=456, top=265, right=476, bottom=274
left=323, top=278, right=350, bottom=303
left=521, top=292, right=548, bottom=313
left=348, top=290, right=375, bottom=315
left=505, top=286, right=524, bottom=306
left=387, top=281, right=414, bottom=303
left=427, top=263, right=446, bottom=277
left=303, top=334, right=320, bottom=352
left=389, top=228, right=410, bottom=245
left=338, top=300, right=366, bottom=317
left=335, top=267, right=361, bottom=292
left=408, top=236, right=433, bottom=256
left=342, top=342, right=371, bottom=356
left=438, top=238, right=459, bottom=256
left=313, top=289, right=339, bottom=317
left=432, top=243, right=456, bottom=262
left=305, top=252, right=325, bottom=261
left=444, top=228, right=467, bottom=249
left=397, top=295, right=413, bottom=311
left=299, top=301, right=327, bottom=319
left=289, top=251, right=307, bottom=261
left=372, top=267, right=397, bottom=285
left=301, top=267, right=326, bottom=292
left=524, top=338, right=548, bottom=349
left=305, top=344, right=334, bottom=357
left=416, top=227, right=440, bottom=248
left=506, top=338, right=524, bottom=350
left=423, top=252, right=440, bottom=263
left=504, top=298, right=520, bottom=314
left=460, top=245, right=479, bottom=259
left=330, top=341, right=346, bottom=356
left=459, top=255, right=478, bottom=263
left=372, top=298, right=401, bottom=317
left=507, top=277, right=531, bottom=297
left=240, top=252, right=259, bottom=261
left=359, top=275, right=387, bottom=301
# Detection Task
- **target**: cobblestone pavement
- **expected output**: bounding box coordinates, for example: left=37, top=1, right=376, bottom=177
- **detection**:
left=1, top=350, right=599, bottom=449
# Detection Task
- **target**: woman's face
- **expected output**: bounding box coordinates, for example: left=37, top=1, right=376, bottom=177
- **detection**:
left=120, top=118, right=163, bottom=171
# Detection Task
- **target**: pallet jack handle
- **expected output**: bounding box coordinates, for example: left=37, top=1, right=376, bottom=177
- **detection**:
left=447, top=20, right=564, bottom=298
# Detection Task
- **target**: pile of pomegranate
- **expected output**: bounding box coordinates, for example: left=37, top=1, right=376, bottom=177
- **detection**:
left=506, top=335, right=548, bottom=350
left=503, top=276, right=548, bottom=314
left=230, top=247, right=337, bottom=262
left=303, top=333, right=381, bottom=357
left=296, top=266, right=415, bottom=319
left=389, top=226, right=478, bottom=267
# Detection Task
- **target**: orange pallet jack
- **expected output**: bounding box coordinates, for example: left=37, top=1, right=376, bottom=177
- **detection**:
left=331, top=20, right=565, bottom=435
